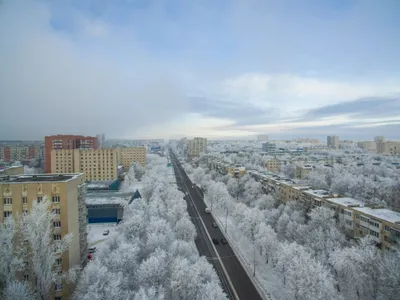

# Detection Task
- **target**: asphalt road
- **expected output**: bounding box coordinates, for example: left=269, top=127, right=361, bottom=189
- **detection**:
left=170, top=150, right=263, bottom=300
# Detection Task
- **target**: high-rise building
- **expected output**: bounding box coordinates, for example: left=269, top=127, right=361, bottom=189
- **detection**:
left=45, top=135, right=98, bottom=173
left=0, top=173, right=87, bottom=299
left=327, top=136, right=339, bottom=149
left=51, top=148, right=118, bottom=181
left=96, top=134, right=106, bottom=148
left=262, top=142, right=276, bottom=153
left=257, top=134, right=268, bottom=141
left=187, top=137, right=207, bottom=159
left=118, top=147, right=147, bottom=168
left=374, top=136, right=386, bottom=143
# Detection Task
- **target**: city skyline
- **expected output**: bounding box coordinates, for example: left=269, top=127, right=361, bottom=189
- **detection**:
left=1, top=0, right=400, bottom=140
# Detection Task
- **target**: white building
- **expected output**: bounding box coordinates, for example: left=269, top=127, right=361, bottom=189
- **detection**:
left=327, top=136, right=339, bottom=149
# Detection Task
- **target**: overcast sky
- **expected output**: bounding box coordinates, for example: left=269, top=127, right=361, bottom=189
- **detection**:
left=1, top=0, right=399, bottom=141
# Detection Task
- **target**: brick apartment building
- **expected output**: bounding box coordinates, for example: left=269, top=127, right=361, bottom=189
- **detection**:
left=45, top=135, right=98, bottom=173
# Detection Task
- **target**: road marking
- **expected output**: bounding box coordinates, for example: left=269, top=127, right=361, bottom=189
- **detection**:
left=172, top=154, right=240, bottom=300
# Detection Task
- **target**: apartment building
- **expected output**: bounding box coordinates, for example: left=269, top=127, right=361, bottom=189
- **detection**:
left=45, top=135, right=98, bottom=173
left=357, top=141, right=377, bottom=152
left=327, top=136, right=339, bottom=149
left=295, top=165, right=313, bottom=179
left=188, top=137, right=207, bottom=159
left=265, top=158, right=281, bottom=173
left=376, top=141, right=400, bottom=155
left=118, top=147, right=147, bottom=168
left=51, top=148, right=118, bottom=181
left=262, top=142, right=276, bottom=153
left=0, top=145, right=42, bottom=162
left=257, top=135, right=268, bottom=141
left=0, top=173, right=87, bottom=299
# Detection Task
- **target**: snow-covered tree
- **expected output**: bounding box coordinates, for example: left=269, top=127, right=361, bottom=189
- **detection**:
left=133, top=162, right=146, bottom=180
left=2, top=280, right=36, bottom=300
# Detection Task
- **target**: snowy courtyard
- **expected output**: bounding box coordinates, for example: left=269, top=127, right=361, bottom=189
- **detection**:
left=87, top=223, right=119, bottom=248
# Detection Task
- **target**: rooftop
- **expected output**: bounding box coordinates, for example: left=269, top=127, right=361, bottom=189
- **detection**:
left=86, top=191, right=135, bottom=205
left=353, top=207, right=400, bottom=224
left=326, top=197, right=365, bottom=207
left=304, top=189, right=331, bottom=197
left=0, top=173, right=82, bottom=183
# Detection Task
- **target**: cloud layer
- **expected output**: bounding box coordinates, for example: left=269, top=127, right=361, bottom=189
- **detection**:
left=0, top=0, right=399, bottom=140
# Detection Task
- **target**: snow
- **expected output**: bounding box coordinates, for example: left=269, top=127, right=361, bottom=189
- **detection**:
left=304, top=189, right=330, bottom=197
left=85, top=196, right=130, bottom=206
left=352, top=207, right=400, bottom=224
left=326, top=197, right=365, bottom=207
left=87, top=223, right=119, bottom=247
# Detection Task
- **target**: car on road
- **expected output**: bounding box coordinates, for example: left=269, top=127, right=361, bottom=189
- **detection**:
left=212, top=222, right=218, bottom=228
left=212, top=238, right=219, bottom=245
left=205, top=207, right=211, bottom=214
left=88, top=247, right=97, bottom=253
left=103, top=229, right=110, bottom=236
left=220, top=238, right=228, bottom=245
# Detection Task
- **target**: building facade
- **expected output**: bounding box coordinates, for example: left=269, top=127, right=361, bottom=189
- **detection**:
left=51, top=148, right=118, bottom=181
left=0, top=166, right=24, bottom=176
left=327, top=136, right=339, bottom=149
left=188, top=137, right=207, bottom=159
left=265, top=158, right=281, bottom=173
left=45, top=135, right=98, bottom=173
left=0, top=173, right=87, bottom=299
left=118, top=147, right=147, bottom=168
left=0, top=144, right=42, bottom=162
left=257, top=135, right=268, bottom=141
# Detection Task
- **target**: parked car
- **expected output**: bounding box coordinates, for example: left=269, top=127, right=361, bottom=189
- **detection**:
left=212, top=238, right=219, bottom=245
left=220, top=238, right=228, bottom=245
left=88, top=247, right=97, bottom=253
left=103, top=229, right=110, bottom=236
left=205, top=207, right=211, bottom=214
left=212, top=222, right=218, bottom=228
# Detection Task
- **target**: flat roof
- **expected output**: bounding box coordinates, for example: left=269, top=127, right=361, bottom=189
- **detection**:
left=293, top=185, right=311, bottom=190
left=353, top=207, right=400, bottom=224
left=86, top=191, right=134, bottom=205
left=304, top=189, right=330, bottom=197
left=0, top=173, right=82, bottom=183
left=326, top=197, right=365, bottom=207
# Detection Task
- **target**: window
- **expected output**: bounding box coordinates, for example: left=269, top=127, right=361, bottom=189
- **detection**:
left=56, top=258, right=62, bottom=265
left=24, top=274, right=29, bottom=281
left=53, top=234, right=61, bottom=240
left=369, top=230, right=379, bottom=238
left=37, top=197, right=43, bottom=203
left=23, top=210, right=28, bottom=216
left=52, top=196, right=60, bottom=203
left=53, top=221, right=61, bottom=228
left=55, top=296, right=62, bottom=300
left=54, top=284, right=63, bottom=292
left=22, top=197, right=28, bottom=204
left=3, top=198, right=12, bottom=205
left=3, top=211, right=12, bottom=218
left=52, top=208, right=61, bottom=215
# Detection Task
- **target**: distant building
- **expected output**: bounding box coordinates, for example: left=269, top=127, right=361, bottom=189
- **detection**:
left=188, top=137, right=207, bottom=159
left=118, top=147, right=147, bottom=168
left=327, top=136, right=339, bottom=149
left=0, top=173, right=87, bottom=299
left=262, top=142, right=276, bottom=153
left=51, top=148, right=117, bottom=181
left=0, top=144, right=41, bottom=162
left=374, top=136, right=386, bottom=143
left=96, top=133, right=106, bottom=148
left=265, top=158, right=281, bottom=173
left=257, top=135, right=268, bottom=141
left=358, top=141, right=377, bottom=152
left=45, top=135, right=98, bottom=173
left=295, top=165, right=313, bottom=179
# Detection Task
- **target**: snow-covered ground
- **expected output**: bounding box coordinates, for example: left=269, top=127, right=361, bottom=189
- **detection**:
left=87, top=223, right=119, bottom=248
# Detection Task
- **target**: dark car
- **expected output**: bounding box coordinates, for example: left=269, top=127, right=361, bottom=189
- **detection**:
left=220, top=238, right=228, bottom=244
left=212, top=222, right=218, bottom=228
left=88, top=247, right=97, bottom=253
left=103, top=229, right=110, bottom=236
left=212, top=238, right=219, bottom=245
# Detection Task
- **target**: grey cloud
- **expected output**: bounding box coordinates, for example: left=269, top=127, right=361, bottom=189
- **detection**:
left=0, top=1, right=187, bottom=140
left=304, top=97, right=400, bottom=119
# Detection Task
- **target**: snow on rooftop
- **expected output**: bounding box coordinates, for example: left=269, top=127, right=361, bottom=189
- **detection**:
left=293, top=185, right=311, bottom=190
left=304, top=189, right=330, bottom=197
left=85, top=195, right=130, bottom=206
left=353, top=207, right=400, bottom=224
left=326, top=197, right=365, bottom=207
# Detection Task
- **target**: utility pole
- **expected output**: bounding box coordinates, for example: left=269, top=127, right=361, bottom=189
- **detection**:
left=225, top=205, right=228, bottom=234
left=253, top=242, right=256, bottom=276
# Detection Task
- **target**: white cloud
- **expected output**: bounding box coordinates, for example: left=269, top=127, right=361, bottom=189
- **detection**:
left=83, top=20, right=109, bottom=37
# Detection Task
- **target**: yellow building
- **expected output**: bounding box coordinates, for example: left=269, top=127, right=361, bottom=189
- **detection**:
left=118, top=147, right=146, bottom=168
left=188, top=137, right=207, bottom=159
left=0, top=173, right=87, bottom=299
left=0, top=165, right=24, bottom=176
left=227, top=165, right=247, bottom=177
left=51, top=148, right=118, bottom=181
left=265, top=158, right=281, bottom=173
